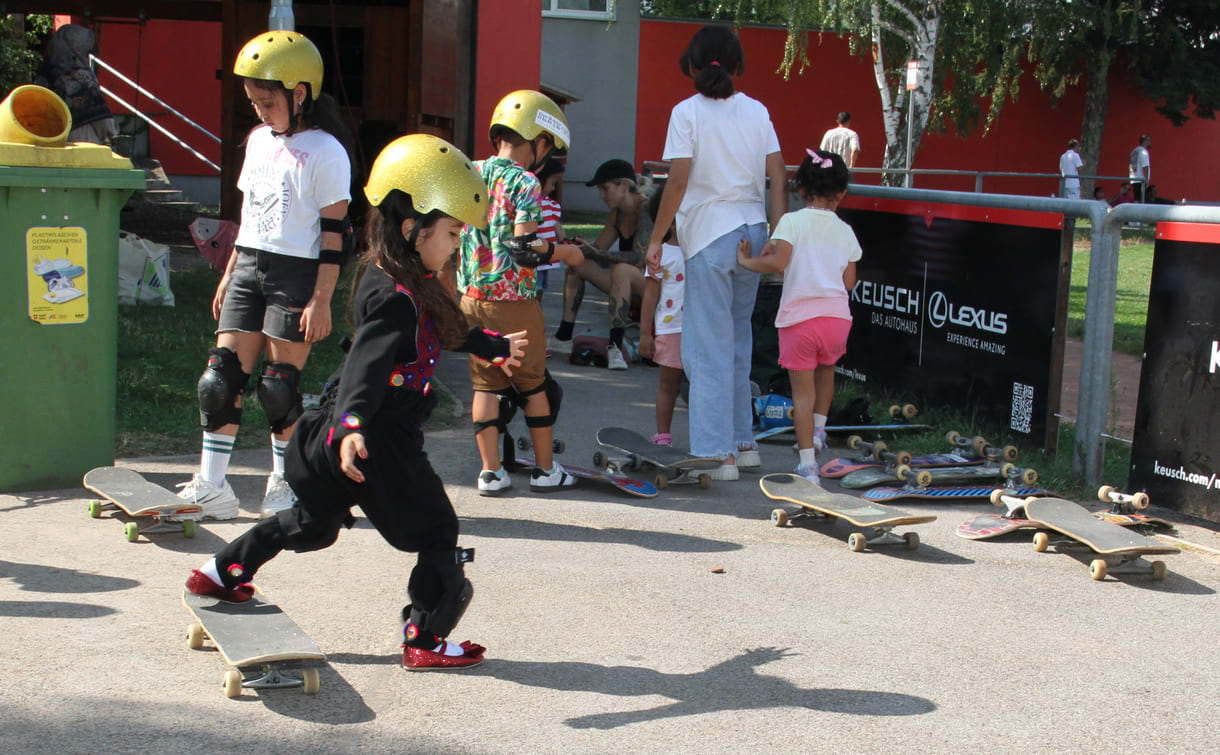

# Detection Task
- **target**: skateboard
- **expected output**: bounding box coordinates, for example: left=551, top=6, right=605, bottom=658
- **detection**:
left=182, top=589, right=325, bottom=698
left=865, top=484, right=1048, bottom=503
left=752, top=394, right=930, bottom=441
left=83, top=466, right=201, bottom=542
left=593, top=426, right=720, bottom=489
left=956, top=513, right=1042, bottom=540
left=1014, top=495, right=1179, bottom=581
left=839, top=462, right=1038, bottom=490
left=821, top=431, right=1019, bottom=478
left=514, top=455, right=658, bottom=498
left=759, top=473, right=936, bottom=551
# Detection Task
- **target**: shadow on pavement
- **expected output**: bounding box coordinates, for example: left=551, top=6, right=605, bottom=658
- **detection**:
left=464, top=516, right=743, bottom=553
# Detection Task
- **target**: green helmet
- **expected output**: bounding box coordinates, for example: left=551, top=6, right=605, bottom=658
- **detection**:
left=234, top=31, right=323, bottom=99
left=364, top=134, right=489, bottom=230
left=489, top=90, right=570, bottom=152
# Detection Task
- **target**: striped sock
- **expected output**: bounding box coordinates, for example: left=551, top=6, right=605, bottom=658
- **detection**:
left=271, top=436, right=289, bottom=476
left=200, top=431, right=235, bottom=485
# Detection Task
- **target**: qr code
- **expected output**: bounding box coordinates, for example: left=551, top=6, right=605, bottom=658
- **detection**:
left=1010, top=382, right=1034, bottom=434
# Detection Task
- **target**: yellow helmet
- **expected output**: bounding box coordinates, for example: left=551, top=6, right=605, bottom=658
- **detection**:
left=364, top=134, right=489, bottom=230
left=489, top=90, right=570, bottom=152
left=234, top=31, right=323, bottom=100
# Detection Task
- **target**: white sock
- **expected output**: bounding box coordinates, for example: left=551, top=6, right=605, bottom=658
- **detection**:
left=799, top=448, right=818, bottom=467
left=813, top=413, right=827, bottom=433
left=200, top=558, right=223, bottom=585
left=200, top=432, right=235, bottom=485
left=434, top=640, right=463, bottom=656
left=271, top=436, right=289, bottom=475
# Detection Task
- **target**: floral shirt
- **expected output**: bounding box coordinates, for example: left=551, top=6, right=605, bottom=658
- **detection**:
left=457, top=156, right=544, bottom=301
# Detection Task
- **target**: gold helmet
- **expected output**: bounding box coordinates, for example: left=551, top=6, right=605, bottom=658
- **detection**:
left=489, top=89, right=570, bottom=152
left=234, top=30, right=323, bottom=99
left=364, top=134, right=489, bottom=230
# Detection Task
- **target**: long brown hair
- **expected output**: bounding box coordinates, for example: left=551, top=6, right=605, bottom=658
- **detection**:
left=359, top=191, right=467, bottom=349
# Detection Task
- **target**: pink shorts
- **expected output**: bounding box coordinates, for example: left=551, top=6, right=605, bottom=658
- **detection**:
left=653, top=332, right=683, bottom=369
left=778, top=317, right=851, bottom=371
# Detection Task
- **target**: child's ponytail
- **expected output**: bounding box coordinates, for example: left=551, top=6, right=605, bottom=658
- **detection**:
left=679, top=25, right=744, bottom=100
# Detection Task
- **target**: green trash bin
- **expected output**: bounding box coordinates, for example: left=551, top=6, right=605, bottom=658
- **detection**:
left=0, top=85, right=147, bottom=491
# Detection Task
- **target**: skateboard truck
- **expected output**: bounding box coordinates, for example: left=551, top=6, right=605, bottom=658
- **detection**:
left=945, top=431, right=1019, bottom=462
left=1097, top=485, right=1150, bottom=514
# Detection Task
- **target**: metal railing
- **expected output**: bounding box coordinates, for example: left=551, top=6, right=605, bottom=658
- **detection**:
left=851, top=167, right=1133, bottom=197
left=91, top=54, right=221, bottom=173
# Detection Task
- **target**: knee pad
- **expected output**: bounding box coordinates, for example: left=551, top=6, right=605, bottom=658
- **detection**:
left=258, top=361, right=304, bottom=434
left=276, top=507, right=342, bottom=553
left=521, top=372, right=562, bottom=429
left=404, top=548, right=475, bottom=638
left=472, top=389, right=519, bottom=435
left=197, top=347, right=249, bottom=431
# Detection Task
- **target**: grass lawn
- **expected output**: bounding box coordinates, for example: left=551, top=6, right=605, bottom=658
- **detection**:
left=1066, top=224, right=1155, bottom=357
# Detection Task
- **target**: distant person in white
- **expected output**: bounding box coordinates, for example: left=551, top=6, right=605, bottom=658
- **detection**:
left=1129, top=134, right=1151, bottom=203
left=819, top=111, right=860, bottom=169
left=1059, top=139, right=1084, bottom=199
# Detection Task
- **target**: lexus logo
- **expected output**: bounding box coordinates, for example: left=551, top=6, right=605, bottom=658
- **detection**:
left=928, top=291, right=948, bottom=329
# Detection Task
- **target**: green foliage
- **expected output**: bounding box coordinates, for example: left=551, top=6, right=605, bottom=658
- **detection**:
left=1133, top=0, right=1220, bottom=124
left=0, top=14, right=53, bottom=98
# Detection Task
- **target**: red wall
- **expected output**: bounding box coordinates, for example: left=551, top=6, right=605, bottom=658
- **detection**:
left=473, top=0, right=541, bottom=160
left=637, top=19, right=1220, bottom=202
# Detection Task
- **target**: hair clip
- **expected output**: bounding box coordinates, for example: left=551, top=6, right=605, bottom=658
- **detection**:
left=805, top=148, right=833, bottom=168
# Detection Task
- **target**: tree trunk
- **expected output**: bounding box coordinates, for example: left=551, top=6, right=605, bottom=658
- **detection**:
left=1079, top=50, right=1113, bottom=200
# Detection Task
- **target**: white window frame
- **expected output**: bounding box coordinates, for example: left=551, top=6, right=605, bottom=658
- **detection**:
left=542, top=0, right=615, bottom=22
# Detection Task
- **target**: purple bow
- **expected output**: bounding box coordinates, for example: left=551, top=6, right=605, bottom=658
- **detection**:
left=806, top=149, right=833, bottom=168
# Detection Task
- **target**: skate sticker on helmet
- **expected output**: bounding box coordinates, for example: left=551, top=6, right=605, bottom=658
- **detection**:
left=534, top=110, right=570, bottom=146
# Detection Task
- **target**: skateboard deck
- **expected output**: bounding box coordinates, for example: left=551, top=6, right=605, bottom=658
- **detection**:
left=594, top=427, right=720, bottom=489
left=183, top=589, right=325, bottom=698
left=956, top=513, right=1042, bottom=540
left=83, top=466, right=201, bottom=542
left=839, top=463, right=1035, bottom=490
left=754, top=422, right=931, bottom=442
left=865, top=484, right=1048, bottom=503
left=515, top=455, right=657, bottom=498
left=1023, top=497, right=1178, bottom=580
left=821, top=452, right=979, bottom=479
left=1094, top=512, right=1174, bottom=530
left=759, top=473, right=935, bottom=551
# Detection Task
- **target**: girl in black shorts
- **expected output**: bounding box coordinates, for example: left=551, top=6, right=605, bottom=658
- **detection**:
left=186, top=133, right=525, bottom=670
left=177, top=30, right=353, bottom=520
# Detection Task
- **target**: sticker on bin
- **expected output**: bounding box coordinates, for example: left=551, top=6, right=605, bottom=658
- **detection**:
left=27, top=226, right=88, bottom=323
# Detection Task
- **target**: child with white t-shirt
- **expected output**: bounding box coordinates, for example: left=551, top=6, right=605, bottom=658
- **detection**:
left=638, top=185, right=684, bottom=446
left=738, top=149, right=861, bottom=484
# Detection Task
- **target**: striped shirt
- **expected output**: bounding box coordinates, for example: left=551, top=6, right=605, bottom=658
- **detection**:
left=538, top=196, right=562, bottom=242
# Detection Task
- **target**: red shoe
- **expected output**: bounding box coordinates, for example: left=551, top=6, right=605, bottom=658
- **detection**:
left=185, top=569, right=254, bottom=604
left=402, top=640, right=486, bottom=670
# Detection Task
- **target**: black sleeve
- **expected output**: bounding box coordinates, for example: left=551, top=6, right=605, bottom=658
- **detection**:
left=329, top=294, right=418, bottom=445
left=454, top=326, right=512, bottom=364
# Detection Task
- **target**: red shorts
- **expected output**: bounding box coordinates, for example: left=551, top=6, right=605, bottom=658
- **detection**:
left=778, top=317, right=851, bottom=371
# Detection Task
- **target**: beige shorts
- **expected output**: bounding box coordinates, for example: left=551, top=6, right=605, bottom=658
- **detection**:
left=653, top=331, right=683, bottom=369
left=460, top=295, right=548, bottom=393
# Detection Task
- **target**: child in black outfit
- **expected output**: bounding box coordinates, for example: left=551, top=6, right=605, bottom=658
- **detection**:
left=185, top=134, right=526, bottom=670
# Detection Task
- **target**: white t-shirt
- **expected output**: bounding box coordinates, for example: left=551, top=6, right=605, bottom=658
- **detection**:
left=819, top=126, right=860, bottom=161
left=1129, top=145, right=1150, bottom=182
left=662, top=92, right=782, bottom=259
left=1059, top=149, right=1084, bottom=189
left=770, top=207, right=862, bottom=326
left=235, top=125, right=352, bottom=260
left=647, top=241, right=685, bottom=335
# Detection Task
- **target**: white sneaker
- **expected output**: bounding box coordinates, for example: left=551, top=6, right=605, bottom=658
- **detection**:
left=606, top=346, right=628, bottom=371
left=735, top=449, right=761, bottom=469
left=708, top=463, right=740, bottom=481
left=530, top=463, right=578, bottom=492
left=813, top=428, right=828, bottom=452
left=794, top=463, right=822, bottom=485
left=478, top=467, right=512, bottom=497
left=550, top=338, right=573, bottom=356
left=174, top=474, right=240, bottom=520
left=260, top=472, right=297, bottom=518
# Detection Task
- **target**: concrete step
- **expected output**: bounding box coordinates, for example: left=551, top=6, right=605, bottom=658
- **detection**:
left=143, top=188, right=185, bottom=204
left=144, top=199, right=201, bottom=213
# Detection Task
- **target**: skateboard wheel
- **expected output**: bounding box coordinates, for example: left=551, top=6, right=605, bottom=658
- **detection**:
left=187, top=623, right=205, bottom=650
left=888, top=404, right=902, bottom=419
left=1097, top=485, right=1116, bottom=503
left=124, top=522, right=139, bottom=543
left=902, top=403, right=918, bottom=419
left=903, top=532, right=920, bottom=550
left=915, top=470, right=933, bottom=487
left=302, top=667, right=321, bottom=695
left=848, top=435, right=864, bottom=450
left=1000, top=462, right=1016, bottom=477
left=771, top=508, right=789, bottom=527
left=848, top=533, right=868, bottom=552
left=516, top=437, right=532, bottom=451
left=1132, top=492, right=1150, bottom=510
left=785, top=406, right=795, bottom=420
left=1020, top=468, right=1038, bottom=485
left=182, top=519, right=198, bottom=539
left=1001, top=445, right=1019, bottom=462
left=989, top=489, right=1006, bottom=506
left=592, top=451, right=607, bottom=468
left=895, top=464, right=912, bottom=482
left=870, top=440, right=888, bottom=461
left=88, top=500, right=102, bottom=518
left=654, top=474, right=669, bottom=491
left=972, top=436, right=989, bottom=456
left=1033, top=532, right=1050, bottom=552
left=1089, top=559, right=1108, bottom=581
left=223, top=669, right=243, bottom=698
left=894, top=450, right=912, bottom=467
left=698, top=473, right=710, bottom=490
left=1151, top=560, right=1168, bottom=581
left=946, top=430, right=961, bottom=445
left=552, top=440, right=565, bottom=454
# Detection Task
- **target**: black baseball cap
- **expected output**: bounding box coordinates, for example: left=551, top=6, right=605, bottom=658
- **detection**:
left=586, top=158, right=636, bottom=186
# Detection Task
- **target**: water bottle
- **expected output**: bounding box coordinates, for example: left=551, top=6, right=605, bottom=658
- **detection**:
left=269, top=0, right=294, bottom=31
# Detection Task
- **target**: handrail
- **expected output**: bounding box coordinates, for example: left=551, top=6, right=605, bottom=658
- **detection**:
left=91, top=54, right=220, bottom=145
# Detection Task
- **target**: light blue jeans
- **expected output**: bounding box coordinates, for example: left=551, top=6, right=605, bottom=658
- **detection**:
left=681, top=222, right=767, bottom=459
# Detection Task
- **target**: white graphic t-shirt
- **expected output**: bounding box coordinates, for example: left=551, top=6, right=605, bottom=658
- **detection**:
left=647, top=242, right=685, bottom=335
left=235, top=125, right=351, bottom=260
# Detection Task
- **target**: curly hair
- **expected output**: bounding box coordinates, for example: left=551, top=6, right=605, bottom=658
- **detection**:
left=792, top=150, right=850, bottom=201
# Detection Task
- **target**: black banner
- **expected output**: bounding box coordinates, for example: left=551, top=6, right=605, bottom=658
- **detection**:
left=836, top=197, right=1064, bottom=444
left=1129, top=222, right=1220, bottom=521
